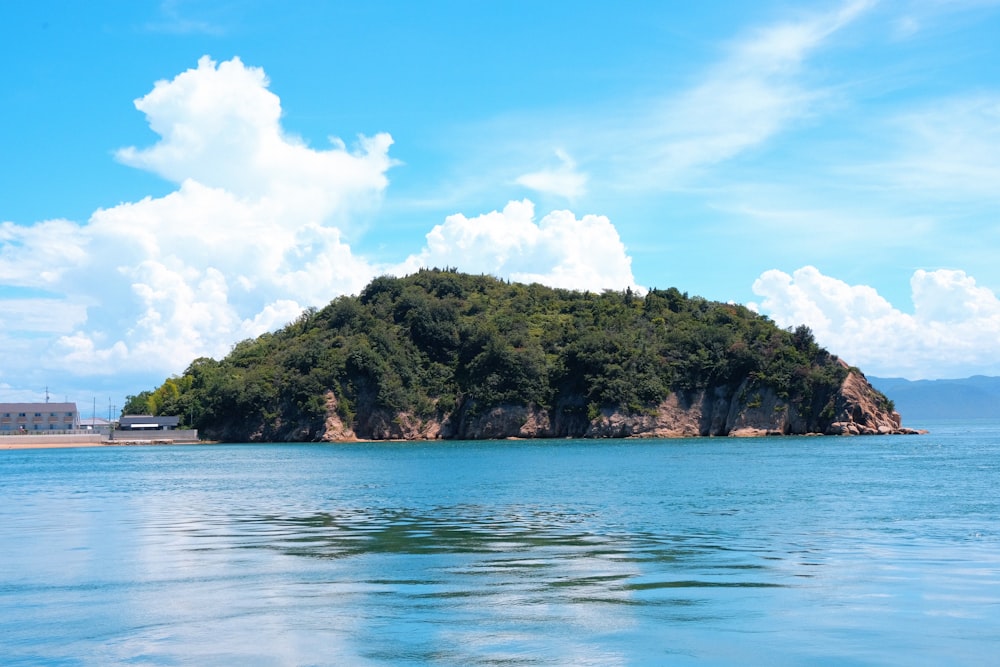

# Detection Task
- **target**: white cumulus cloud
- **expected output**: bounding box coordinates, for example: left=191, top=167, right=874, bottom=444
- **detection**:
left=750, top=266, right=1000, bottom=379
left=3, top=56, right=396, bottom=378
left=1, top=56, right=643, bottom=396
left=397, top=199, right=638, bottom=293
left=116, top=56, right=394, bottom=220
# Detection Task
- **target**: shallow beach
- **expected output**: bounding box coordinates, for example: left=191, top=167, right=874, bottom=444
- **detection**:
left=0, top=434, right=106, bottom=450
left=1, top=440, right=106, bottom=450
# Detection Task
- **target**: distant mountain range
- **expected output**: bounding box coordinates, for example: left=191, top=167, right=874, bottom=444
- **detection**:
left=869, top=376, right=1000, bottom=421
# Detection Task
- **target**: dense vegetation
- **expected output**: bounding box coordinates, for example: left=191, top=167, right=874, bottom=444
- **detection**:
left=125, top=269, right=857, bottom=441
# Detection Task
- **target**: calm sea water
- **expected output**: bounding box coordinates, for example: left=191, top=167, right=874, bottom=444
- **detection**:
left=2, top=421, right=999, bottom=666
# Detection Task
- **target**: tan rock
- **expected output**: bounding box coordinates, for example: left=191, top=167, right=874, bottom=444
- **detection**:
left=321, top=392, right=357, bottom=441
left=319, top=369, right=922, bottom=440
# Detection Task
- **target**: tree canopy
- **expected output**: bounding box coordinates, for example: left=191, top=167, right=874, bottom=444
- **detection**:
left=131, top=269, right=857, bottom=441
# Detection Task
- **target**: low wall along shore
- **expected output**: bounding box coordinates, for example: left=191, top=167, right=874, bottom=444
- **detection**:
left=1, top=429, right=201, bottom=449
left=0, top=433, right=105, bottom=447
left=109, top=429, right=200, bottom=443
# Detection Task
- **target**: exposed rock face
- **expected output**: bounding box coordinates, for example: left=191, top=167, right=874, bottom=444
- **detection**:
left=824, top=371, right=923, bottom=435
left=321, top=392, right=357, bottom=441
left=322, top=370, right=922, bottom=441
left=321, top=392, right=442, bottom=441
left=363, top=410, right=442, bottom=440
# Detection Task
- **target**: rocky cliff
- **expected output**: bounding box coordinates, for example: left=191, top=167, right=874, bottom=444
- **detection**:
left=320, top=369, right=922, bottom=441
left=824, top=370, right=923, bottom=435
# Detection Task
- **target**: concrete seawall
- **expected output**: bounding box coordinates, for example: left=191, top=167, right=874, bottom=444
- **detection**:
left=1, top=433, right=105, bottom=445
left=109, top=429, right=200, bottom=443
left=1, top=433, right=105, bottom=448
left=2, top=430, right=201, bottom=449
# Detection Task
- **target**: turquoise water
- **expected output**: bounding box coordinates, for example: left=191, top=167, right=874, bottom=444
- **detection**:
left=2, top=422, right=999, bottom=665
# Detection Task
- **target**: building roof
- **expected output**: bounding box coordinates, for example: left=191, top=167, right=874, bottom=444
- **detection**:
left=0, top=402, right=78, bottom=412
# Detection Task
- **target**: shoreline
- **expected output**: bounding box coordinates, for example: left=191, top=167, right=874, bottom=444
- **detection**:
left=3, top=427, right=928, bottom=450
left=1, top=441, right=106, bottom=450
left=1, top=439, right=208, bottom=451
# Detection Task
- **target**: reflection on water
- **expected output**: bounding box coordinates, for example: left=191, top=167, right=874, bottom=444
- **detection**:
left=202, top=505, right=785, bottom=594
left=2, top=432, right=1000, bottom=666
left=141, top=505, right=790, bottom=665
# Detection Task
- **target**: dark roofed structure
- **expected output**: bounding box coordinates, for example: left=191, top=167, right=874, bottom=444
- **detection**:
left=119, top=415, right=180, bottom=431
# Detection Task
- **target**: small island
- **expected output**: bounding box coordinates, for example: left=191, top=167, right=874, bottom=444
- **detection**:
left=129, top=269, right=921, bottom=442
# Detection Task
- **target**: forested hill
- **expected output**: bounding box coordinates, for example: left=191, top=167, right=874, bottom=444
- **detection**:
left=127, top=269, right=908, bottom=441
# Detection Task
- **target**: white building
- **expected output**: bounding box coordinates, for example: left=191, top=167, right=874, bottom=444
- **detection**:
left=79, top=417, right=112, bottom=431
left=0, top=403, right=79, bottom=432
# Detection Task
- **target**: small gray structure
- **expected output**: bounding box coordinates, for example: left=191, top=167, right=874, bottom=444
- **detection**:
left=79, top=417, right=111, bottom=431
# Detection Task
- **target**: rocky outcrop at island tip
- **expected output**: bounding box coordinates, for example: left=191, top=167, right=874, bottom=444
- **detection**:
left=823, top=369, right=924, bottom=435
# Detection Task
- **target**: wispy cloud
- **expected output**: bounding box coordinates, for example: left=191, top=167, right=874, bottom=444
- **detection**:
left=889, top=0, right=1000, bottom=39
left=0, top=298, right=87, bottom=335
left=144, top=0, right=228, bottom=36
left=0, top=219, right=88, bottom=287
left=515, top=150, right=587, bottom=200
left=453, top=0, right=875, bottom=198
left=878, top=94, right=1000, bottom=200
left=621, top=0, right=874, bottom=188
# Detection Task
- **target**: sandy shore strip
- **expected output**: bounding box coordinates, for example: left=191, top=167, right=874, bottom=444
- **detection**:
left=1, top=436, right=206, bottom=450
left=2, top=441, right=108, bottom=450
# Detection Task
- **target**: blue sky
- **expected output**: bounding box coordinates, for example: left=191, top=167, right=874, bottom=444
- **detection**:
left=3, top=1, right=1000, bottom=414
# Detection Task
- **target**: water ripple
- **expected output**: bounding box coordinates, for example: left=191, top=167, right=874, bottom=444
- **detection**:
left=3, top=435, right=1000, bottom=665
